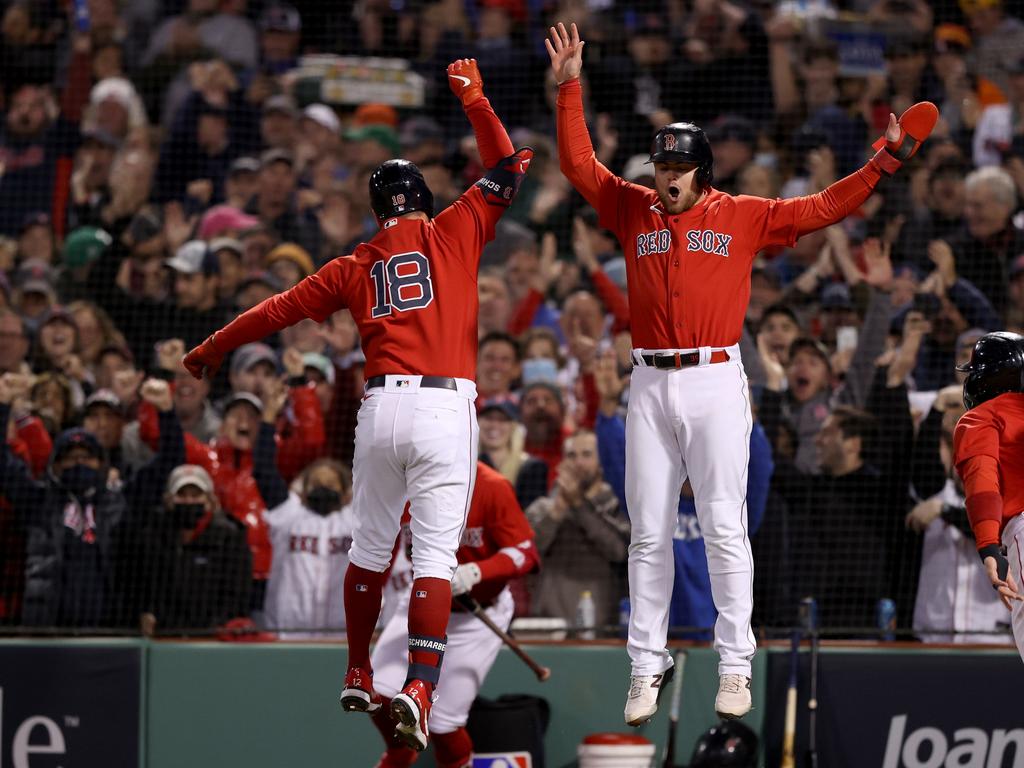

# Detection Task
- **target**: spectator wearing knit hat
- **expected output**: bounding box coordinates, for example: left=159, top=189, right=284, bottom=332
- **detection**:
left=266, top=243, right=314, bottom=289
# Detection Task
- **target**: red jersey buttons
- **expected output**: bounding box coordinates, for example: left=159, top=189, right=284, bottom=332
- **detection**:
left=673, top=291, right=680, bottom=298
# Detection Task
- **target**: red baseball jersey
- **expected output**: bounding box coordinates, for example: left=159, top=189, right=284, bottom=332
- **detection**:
left=953, top=393, right=1024, bottom=545
left=556, top=78, right=885, bottom=350
left=457, top=461, right=538, bottom=605
left=237, top=190, right=500, bottom=380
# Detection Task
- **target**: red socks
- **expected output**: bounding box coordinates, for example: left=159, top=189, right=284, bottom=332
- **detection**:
left=434, top=728, right=473, bottom=768
left=405, top=576, right=452, bottom=691
left=344, top=564, right=387, bottom=669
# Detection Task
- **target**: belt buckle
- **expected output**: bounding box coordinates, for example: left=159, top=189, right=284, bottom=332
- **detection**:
left=673, top=352, right=682, bottom=369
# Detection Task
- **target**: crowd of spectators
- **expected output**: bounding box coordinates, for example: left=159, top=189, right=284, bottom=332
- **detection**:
left=1, top=0, right=1023, bottom=641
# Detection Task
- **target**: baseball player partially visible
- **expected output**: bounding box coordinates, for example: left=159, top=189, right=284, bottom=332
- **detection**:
left=953, top=332, right=1024, bottom=661
left=183, top=59, right=531, bottom=751
left=546, top=22, right=936, bottom=722
left=369, top=462, right=538, bottom=768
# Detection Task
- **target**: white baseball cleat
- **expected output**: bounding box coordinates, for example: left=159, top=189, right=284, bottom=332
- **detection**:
left=623, top=666, right=674, bottom=726
left=715, top=674, right=752, bottom=719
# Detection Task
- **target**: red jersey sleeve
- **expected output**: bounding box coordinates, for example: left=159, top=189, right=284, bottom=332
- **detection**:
left=213, top=258, right=355, bottom=353
left=954, top=408, right=1003, bottom=548
left=463, top=96, right=515, bottom=169
left=432, top=187, right=498, bottom=275
left=557, top=79, right=626, bottom=221
left=470, top=466, right=539, bottom=584
left=745, top=160, right=885, bottom=251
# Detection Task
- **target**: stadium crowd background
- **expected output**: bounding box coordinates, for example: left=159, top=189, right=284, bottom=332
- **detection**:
left=1, top=0, right=1023, bottom=641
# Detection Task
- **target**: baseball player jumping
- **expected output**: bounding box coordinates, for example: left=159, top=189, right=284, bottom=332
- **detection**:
left=369, top=462, right=538, bottom=768
left=183, top=59, right=531, bottom=751
left=953, top=332, right=1024, bottom=661
left=546, top=22, right=936, bottom=722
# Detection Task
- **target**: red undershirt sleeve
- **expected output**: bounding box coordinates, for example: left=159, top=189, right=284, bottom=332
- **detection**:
left=463, top=96, right=515, bottom=169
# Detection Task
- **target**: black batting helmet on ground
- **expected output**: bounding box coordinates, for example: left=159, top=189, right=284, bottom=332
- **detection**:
left=687, top=720, right=758, bottom=768
left=957, top=331, right=1024, bottom=410
left=648, top=123, right=714, bottom=189
left=369, top=159, right=434, bottom=221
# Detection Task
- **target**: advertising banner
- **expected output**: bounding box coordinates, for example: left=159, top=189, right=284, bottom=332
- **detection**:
left=0, top=644, right=140, bottom=768
left=763, top=649, right=1024, bottom=768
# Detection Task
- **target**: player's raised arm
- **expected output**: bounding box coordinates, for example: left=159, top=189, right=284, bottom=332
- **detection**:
left=448, top=58, right=514, bottom=170
left=760, top=104, right=938, bottom=246
left=547, top=22, right=617, bottom=211
left=183, top=260, right=350, bottom=380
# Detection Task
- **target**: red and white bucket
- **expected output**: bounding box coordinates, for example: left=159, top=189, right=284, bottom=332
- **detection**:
left=577, top=733, right=656, bottom=768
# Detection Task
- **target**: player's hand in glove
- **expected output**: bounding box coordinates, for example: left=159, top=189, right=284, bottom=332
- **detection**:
left=476, top=147, right=534, bottom=208
left=448, top=58, right=484, bottom=107
left=871, top=102, right=938, bottom=175
left=183, top=335, right=225, bottom=380
left=979, top=544, right=1024, bottom=610
left=451, top=562, right=482, bottom=596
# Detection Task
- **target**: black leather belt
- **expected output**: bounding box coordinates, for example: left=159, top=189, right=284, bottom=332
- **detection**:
left=638, top=350, right=730, bottom=369
left=365, top=375, right=458, bottom=391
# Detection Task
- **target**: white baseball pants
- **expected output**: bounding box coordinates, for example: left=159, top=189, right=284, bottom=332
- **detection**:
left=348, top=375, right=479, bottom=582
left=625, top=345, right=756, bottom=677
left=1002, top=513, right=1024, bottom=662
left=372, top=587, right=515, bottom=732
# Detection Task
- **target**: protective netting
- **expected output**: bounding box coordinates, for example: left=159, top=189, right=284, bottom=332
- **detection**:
left=0, top=0, right=1020, bottom=642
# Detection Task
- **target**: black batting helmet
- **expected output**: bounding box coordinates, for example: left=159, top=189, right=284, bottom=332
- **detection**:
left=648, top=123, right=714, bottom=189
left=687, top=720, right=758, bottom=768
left=369, top=160, right=434, bottom=221
left=957, top=331, right=1024, bottom=410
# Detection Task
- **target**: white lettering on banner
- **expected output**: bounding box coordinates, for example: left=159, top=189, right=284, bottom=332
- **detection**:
left=12, top=717, right=66, bottom=768
left=882, top=714, right=1024, bottom=768
left=0, top=689, right=70, bottom=768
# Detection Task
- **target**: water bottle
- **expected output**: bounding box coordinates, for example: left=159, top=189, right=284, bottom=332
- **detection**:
left=618, top=596, right=631, bottom=638
left=576, top=590, right=596, bottom=640
left=876, top=598, right=896, bottom=642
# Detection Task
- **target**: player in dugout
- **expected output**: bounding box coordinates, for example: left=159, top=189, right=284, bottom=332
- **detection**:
left=183, top=59, right=532, bottom=751
left=369, top=461, right=538, bottom=768
left=546, top=21, right=937, bottom=723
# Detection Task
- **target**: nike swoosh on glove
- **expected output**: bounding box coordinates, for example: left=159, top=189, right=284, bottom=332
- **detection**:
left=447, top=58, right=484, bottom=106
left=183, top=335, right=225, bottom=380
left=871, top=101, right=938, bottom=175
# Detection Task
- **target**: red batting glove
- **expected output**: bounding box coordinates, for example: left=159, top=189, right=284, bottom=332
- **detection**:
left=447, top=58, right=484, bottom=107
left=871, top=101, right=938, bottom=175
left=183, top=335, right=225, bottom=380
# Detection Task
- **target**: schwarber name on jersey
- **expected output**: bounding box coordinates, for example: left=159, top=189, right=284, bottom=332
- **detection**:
left=250, top=186, right=501, bottom=380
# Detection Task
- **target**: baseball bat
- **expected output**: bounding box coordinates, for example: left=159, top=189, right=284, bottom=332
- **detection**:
left=800, top=598, right=820, bottom=768
left=455, top=594, right=551, bottom=682
left=661, top=650, right=686, bottom=768
left=780, top=630, right=800, bottom=768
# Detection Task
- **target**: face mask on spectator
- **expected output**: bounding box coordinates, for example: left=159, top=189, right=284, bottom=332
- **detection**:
left=171, top=503, right=206, bottom=529
left=521, top=357, right=559, bottom=385
left=60, top=464, right=101, bottom=498
left=306, top=486, right=341, bottom=516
